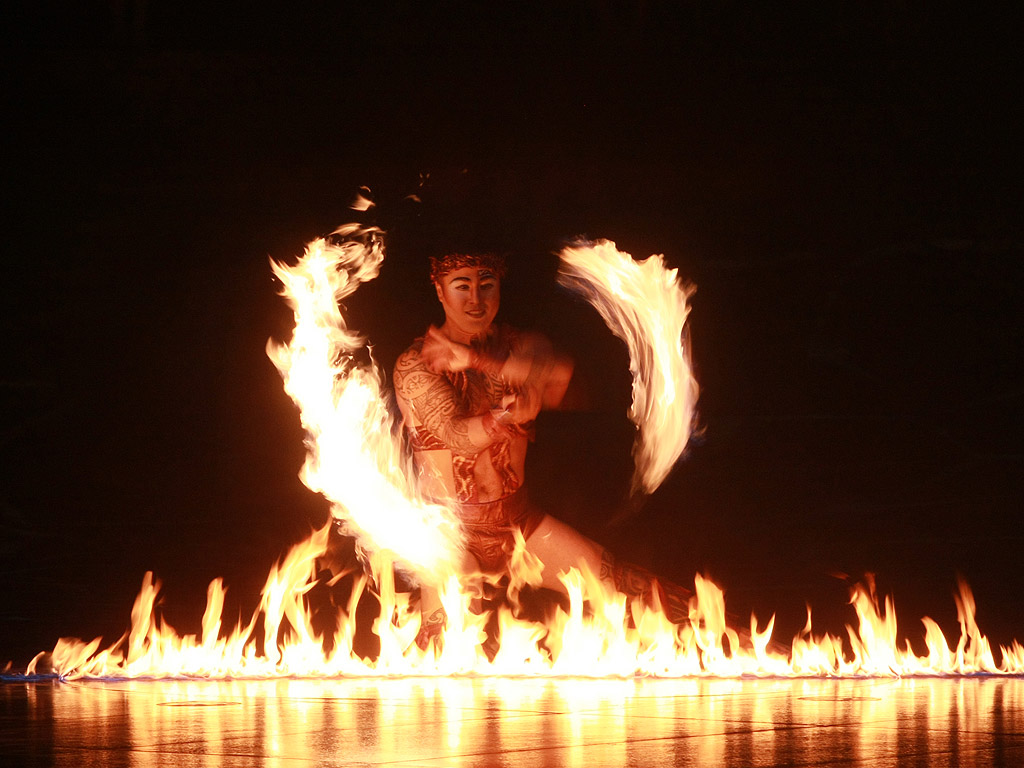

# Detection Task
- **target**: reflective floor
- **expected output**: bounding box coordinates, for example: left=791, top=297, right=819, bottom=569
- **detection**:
left=3, top=676, right=1023, bottom=767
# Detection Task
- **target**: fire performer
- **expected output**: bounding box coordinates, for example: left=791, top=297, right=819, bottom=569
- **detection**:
left=393, top=249, right=692, bottom=647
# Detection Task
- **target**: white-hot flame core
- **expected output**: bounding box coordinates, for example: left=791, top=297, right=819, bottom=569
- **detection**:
left=265, top=225, right=463, bottom=579
left=25, top=227, right=1024, bottom=681
left=558, top=239, right=698, bottom=495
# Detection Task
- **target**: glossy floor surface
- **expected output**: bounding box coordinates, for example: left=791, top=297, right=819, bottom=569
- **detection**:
left=3, top=676, right=1023, bottom=767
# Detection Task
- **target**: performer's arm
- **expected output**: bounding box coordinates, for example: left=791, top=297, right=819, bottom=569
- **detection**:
left=421, top=327, right=573, bottom=411
left=507, top=331, right=574, bottom=410
left=394, top=348, right=521, bottom=453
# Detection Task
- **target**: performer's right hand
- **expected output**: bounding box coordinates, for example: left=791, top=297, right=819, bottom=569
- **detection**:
left=421, top=326, right=472, bottom=372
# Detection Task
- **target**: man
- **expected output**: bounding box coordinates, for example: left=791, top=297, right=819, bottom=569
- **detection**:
left=393, top=250, right=690, bottom=647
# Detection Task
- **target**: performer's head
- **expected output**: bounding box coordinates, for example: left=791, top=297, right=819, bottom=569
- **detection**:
left=430, top=251, right=505, bottom=339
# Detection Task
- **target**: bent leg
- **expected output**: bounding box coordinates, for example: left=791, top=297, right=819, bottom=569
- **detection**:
left=523, top=514, right=606, bottom=592
left=524, top=514, right=691, bottom=624
left=521, top=516, right=776, bottom=653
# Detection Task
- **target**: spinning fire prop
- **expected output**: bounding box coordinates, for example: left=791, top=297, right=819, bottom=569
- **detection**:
left=25, top=226, right=1024, bottom=680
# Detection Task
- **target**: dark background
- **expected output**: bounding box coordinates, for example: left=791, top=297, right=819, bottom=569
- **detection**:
left=2, top=2, right=1021, bottom=669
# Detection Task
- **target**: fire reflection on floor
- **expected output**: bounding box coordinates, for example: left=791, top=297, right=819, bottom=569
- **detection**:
left=3, top=676, right=1023, bottom=767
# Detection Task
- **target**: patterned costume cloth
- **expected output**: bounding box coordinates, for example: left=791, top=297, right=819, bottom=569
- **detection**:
left=440, top=486, right=545, bottom=574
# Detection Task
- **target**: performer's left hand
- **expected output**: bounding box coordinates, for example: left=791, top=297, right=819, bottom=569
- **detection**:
left=505, top=387, right=541, bottom=424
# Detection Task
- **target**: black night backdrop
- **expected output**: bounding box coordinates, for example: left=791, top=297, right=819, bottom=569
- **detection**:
left=2, top=3, right=1021, bottom=670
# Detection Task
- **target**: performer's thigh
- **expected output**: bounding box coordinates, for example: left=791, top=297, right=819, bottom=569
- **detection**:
left=524, top=515, right=605, bottom=592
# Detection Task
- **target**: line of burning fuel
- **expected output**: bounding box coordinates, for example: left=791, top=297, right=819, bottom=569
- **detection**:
left=558, top=239, right=699, bottom=495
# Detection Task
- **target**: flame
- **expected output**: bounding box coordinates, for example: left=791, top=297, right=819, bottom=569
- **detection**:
left=265, top=225, right=463, bottom=579
left=28, top=527, right=1024, bottom=679
left=558, top=239, right=698, bottom=495
left=25, top=227, right=1024, bottom=680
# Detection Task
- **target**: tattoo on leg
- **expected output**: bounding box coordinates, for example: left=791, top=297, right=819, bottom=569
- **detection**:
left=617, top=564, right=654, bottom=599
left=656, top=581, right=691, bottom=625
left=423, top=608, right=447, bottom=627
left=415, top=606, right=448, bottom=651
left=601, top=549, right=652, bottom=599
left=599, top=549, right=693, bottom=625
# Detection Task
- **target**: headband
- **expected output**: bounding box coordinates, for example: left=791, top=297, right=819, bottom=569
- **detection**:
left=429, top=252, right=507, bottom=283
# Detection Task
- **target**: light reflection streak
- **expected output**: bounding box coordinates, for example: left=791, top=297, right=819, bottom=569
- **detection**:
left=26, top=677, right=1024, bottom=767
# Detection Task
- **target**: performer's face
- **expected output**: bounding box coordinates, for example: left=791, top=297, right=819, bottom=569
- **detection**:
left=435, top=266, right=501, bottom=339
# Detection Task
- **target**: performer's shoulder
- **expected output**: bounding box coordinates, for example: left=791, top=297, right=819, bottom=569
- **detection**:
left=393, top=336, right=435, bottom=396
left=394, top=336, right=426, bottom=368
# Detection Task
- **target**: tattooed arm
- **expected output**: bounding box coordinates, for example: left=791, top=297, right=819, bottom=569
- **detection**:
left=510, top=331, right=574, bottom=410
left=394, top=345, right=508, bottom=454
left=419, top=327, right=574, bottom=413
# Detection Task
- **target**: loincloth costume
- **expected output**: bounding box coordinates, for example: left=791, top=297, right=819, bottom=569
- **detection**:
left=430, top=486, right=545, bottom=574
